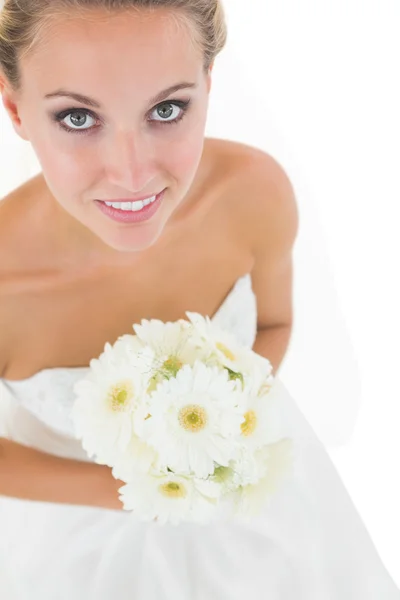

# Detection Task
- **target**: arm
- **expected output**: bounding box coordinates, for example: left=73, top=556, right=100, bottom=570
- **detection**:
left=251, top=157, right=298, bottom=376
left=253, top=324, right=293, bottom=377
left=231, top=150, right=299, bottom=375
left=0, top=437, right=125, bottom=510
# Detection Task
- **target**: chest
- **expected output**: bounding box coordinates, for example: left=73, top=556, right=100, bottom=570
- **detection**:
left=3, top=230, right=254, bottom=378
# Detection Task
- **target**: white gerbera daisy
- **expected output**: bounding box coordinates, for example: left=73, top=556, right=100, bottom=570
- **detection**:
left=134, top=361, right=246, bottom=478
left=238, top=372, right=285, bottom=450
left=186, top=312, right=273, bottom=384
left=133, top=319, right=203, bottom=388
left=72, top=343, right=155, bottom=464
left=118, top=471, right=219, bottom=525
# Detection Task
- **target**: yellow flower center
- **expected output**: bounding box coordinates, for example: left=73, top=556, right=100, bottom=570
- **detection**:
left=162, top=356, right=183, bottom=378
left=178, top=405, right=208, bottom=432
left=216, top=342, right=235, bottom=361
left=107, top=380, right=135, bottom=412
left=241, top=410, right=257, bottom=437
left=159, top=481, right=187, bottom=499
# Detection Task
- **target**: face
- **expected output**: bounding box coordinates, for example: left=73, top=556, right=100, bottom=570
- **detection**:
left=1, top=9, right=212, bottom=254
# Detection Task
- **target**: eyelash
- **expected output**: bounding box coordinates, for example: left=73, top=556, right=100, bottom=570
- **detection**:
left=52, top=99, right=191, bottom=135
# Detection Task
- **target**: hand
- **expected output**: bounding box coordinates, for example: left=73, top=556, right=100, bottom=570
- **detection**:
left=96, top=464, right=125, bottom=511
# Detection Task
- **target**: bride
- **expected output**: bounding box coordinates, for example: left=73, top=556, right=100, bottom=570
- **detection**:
left=0, top=1, right=399, bottom=598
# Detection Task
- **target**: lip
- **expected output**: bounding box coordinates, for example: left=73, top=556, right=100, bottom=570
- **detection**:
left=94, top=189, right=165, bottom=224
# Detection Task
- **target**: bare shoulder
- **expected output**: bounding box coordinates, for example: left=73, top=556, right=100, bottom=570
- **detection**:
left=0, top=174, right=44, bottom=250
left=207, top=137, right=299, bottom=255
left=207, top=138, right=300, bottom=332
left=0, top=175, right=45, bottom=373
left=205, top=136, right=274, bottom=176
left=0, top=174, right=49, bottom=275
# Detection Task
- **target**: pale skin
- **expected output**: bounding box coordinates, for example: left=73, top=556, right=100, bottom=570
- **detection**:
left=0, top=8, right=299, bottom=510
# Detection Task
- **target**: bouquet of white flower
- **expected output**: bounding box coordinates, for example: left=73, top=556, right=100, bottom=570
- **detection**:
left=72, top=313, right=294, bottom=525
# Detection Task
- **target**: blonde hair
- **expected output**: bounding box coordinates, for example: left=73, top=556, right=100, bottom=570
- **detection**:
left=0, top=0, right=227, bottom=91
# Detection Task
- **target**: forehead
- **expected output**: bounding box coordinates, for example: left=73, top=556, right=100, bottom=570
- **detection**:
left=21, top=9, right=203, bottom=96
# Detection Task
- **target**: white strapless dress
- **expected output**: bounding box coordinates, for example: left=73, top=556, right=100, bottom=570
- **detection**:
left=0, top=274, right=398, bottom=599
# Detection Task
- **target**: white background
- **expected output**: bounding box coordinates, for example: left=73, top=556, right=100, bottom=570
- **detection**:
left=1, top=0, right=399, bottom=587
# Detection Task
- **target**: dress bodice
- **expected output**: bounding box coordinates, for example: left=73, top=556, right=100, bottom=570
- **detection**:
left=0, top=274, right=257, bottom=438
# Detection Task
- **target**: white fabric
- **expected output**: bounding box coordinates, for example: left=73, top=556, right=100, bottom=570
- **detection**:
left=0, top=273, right=398, bottom=599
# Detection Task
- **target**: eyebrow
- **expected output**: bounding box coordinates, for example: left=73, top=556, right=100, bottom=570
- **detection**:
left=44, top=82, right=198, bottom=108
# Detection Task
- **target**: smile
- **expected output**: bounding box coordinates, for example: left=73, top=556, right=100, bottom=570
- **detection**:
left=101, top=196, right=157, bottom=212
left=94, top=189, right=165, bottom=223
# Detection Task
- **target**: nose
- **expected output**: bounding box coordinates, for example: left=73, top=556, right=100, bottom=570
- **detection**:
left=103, top=130, right=156, bottom=193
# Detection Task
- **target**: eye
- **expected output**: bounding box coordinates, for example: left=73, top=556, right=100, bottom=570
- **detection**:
left=59, top=110, right=96, bottom=132
left=149, top=101, right=189, bottom=124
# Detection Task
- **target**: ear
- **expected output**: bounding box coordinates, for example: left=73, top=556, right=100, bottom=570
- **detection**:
left=0, top=76, right=30, bottom=141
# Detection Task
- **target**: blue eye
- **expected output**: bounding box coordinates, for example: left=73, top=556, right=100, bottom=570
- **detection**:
left=57, top=110, right=96, bottom=132
left=52, top=99, right=191, bottom=135
left=150, top=101, right=190, bottom=125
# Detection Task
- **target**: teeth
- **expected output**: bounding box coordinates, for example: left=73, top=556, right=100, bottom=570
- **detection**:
left=131, top=201, right=144, bottom=212
left=104, top=195, right=157, bottom=211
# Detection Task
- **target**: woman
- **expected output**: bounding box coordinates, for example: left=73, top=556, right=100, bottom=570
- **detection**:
left=0, top=1, right=398, bottom=598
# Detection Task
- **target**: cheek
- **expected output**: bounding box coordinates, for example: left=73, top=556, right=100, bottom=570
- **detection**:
left=168, top=144, right=202, bottom=178
left=45, top=154, right=88, bottom=187
left=30, top=129, right=93, bottom=192
left=163, top=104, right=208, bottom=180
left=166, top=130, right=206, bottom=182
left=31, top=142, right=93, bottom=218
